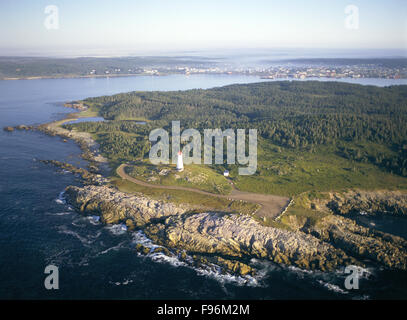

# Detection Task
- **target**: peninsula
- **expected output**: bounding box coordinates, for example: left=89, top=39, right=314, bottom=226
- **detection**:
left=28, top=81, right=407, bottom=276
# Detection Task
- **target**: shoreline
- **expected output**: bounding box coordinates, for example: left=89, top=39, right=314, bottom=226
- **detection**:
left=1, top=73, right=406, bottom=83
left=8, top=96, right=407, bottom=277
left=0, top=73, right=171, bottom=81
left=38, top=104, right=109, bottom=174
left=38, top=105, right=407, bottom=276
left=3, top=102, right=110, bottom=174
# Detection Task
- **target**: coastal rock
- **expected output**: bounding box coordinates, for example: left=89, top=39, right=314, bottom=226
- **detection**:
left=191, top=255, right=255, bottom=276
left=64, top=184, right=407, bottom=274
left=304, top=214, right=407, bottom=270
left=40, top=160, right=107, bottom=185
left=15, top=124, right=30, bottom=130
left=327, top=190, right=407, bottom=216
left=64, top=184, right=356, bottom=272
left=3, top=125, right=33, bottom=132
left=37, top=113, right=109, bottom=173
left=64, top=185, right=189, bottom=226
left=3, top=126, right=14, bottom=132
left=64, top=101, right=87, bottom=111
left=144, top=212, right=355, bottom=271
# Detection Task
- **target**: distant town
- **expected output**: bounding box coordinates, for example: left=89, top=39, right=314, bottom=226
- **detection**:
left=131, top=64, right=406, bottom=80
left=0, top=56, right=406, bottom=80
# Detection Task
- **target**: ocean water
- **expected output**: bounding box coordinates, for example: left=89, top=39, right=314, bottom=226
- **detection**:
left=0, top=74, right=406, bottom=299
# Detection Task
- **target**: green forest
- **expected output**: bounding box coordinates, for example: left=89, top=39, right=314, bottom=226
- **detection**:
left=65, top=81, right=407, bottom=196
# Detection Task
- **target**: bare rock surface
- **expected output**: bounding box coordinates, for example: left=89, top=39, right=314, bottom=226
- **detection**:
left=63, top=184, right=407, bottom=274
left=64, top=185, right=190, bottom=226
left=327, top=190, right=407, bottom=216
left=144, top=211, right=354, bottom=271
left=305, top=214, right=407, bottom=270
left=64, top=184, right=357, bottom=272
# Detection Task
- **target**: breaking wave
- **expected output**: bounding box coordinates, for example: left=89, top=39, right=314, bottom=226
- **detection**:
left=130, top=230, right=263, bottom=287
left=105, top=223, right=128, bottom=235
left=54, top=190, right=66, bottom=205
left=46, top=211, right=73, bottom=216
left=57, top=225, right=95, bottom=247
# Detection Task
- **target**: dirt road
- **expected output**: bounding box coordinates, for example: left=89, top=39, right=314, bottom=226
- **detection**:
left=117, top=164, right=290, bottom=219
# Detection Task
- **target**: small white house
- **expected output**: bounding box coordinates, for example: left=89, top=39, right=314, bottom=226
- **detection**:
left=223, top=170, right=229, bottom=177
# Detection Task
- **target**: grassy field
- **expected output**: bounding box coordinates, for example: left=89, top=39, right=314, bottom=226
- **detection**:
left=126, top=161, right=232, bottom=195
left=231, top=138, right=407, bottom=197
left=111, top=177, right=258, bottom=215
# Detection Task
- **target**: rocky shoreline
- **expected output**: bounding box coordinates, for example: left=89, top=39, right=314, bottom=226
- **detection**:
left=37, top=116, right=108, bottom=173
left=10, top=101, right=407, bottom=276
left=64, top=184, right=353, bottom=275
left=4, top=101, right=109, bottom=174
left=63, top=182, right=407, bottom=276
left=326, top=190, right=407, bottom=217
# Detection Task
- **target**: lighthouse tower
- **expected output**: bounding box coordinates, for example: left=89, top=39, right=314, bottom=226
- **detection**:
left=176, top=151, right=184, bottom=172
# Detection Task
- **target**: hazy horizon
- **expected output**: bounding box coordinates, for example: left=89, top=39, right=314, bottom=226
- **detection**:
left=0, top=0, right=406, bottom=57
left=0, top=47, right=406, bottom=60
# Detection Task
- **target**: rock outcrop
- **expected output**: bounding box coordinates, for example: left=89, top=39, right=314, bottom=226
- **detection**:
left=63, top=184, right=407, bottom=275
left=327, top=190, right=407, bottom=216
left=64, top=185, right=190, bottom=226
left=303, top=214, right=407, bottom=270
left=3, top=126, right=14, bottom=132
left=144, top=211, right=354, bottom=271
left=40, top=160, right=107, bottom=184
left=3, top=124, right=34, bottom=132
left=63, top=185, right=360, bottom=273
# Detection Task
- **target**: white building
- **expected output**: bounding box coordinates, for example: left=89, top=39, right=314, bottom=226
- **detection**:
left=176, top=151, right=184, bottom=172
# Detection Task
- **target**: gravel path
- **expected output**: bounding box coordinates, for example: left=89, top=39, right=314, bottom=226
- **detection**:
left=117, top=164, right=290, bottom=219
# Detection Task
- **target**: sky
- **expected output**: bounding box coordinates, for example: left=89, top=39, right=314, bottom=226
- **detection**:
left=0, top=0, right=406, bottom=56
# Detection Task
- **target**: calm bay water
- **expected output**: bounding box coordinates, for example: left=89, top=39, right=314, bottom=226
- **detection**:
left=0, top=74, right=406, bottom=299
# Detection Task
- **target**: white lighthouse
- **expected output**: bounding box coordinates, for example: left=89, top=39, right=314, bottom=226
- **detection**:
left=176, top=151, right=184, bottom=172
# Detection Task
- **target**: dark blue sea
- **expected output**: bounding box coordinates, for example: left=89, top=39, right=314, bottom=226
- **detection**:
left=0, top=74, right=406, bottom=299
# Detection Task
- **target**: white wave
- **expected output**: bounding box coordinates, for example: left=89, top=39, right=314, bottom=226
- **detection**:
left=353, top=294, right=370, bottom=300
left=149, top=251, right=188, bottom=267
left=57, top=225, right=93, bottom=247
left=317, top=280, right=348, bottom=295
left=132, top=231, right=185, bottom=265
left=98, top=241, right=127, bottom=255
left=194, top=264, right=261, bottom=287
left=287, top=265, right=314, bottom=275
left=105, top=224, right=128, bottom=236
left=71, top=220, right=84, bottom=227
left=131, top=230, right=162, bottom=252
left=55, top=190, right=66, bottom=205
left=85, top=230, right=102, bottom=240
left=130, top=230, right=262, bottom=287
left=109, top=279, right=134, bottom=286
left=336, top=265, right=373, bottom=279
left=87, top=215, right=101, bottom=225
left=46, top=211, right=73, bottom=216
